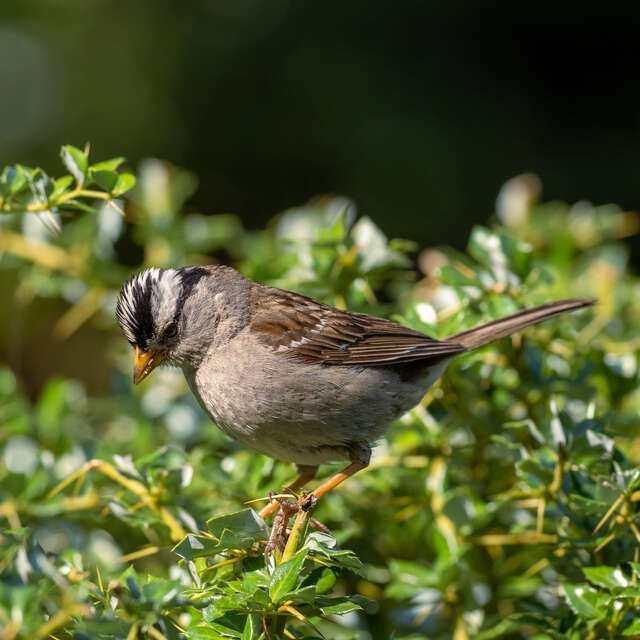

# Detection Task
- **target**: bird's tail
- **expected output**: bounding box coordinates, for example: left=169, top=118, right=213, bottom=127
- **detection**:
left=447, top=299, right=594, bottom=350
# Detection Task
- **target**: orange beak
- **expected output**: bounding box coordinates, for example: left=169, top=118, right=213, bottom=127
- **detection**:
left=133, top=346, right=166, bottom=384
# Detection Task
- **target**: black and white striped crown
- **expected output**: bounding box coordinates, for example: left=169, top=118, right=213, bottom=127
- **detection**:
left=116, top=268, right=166, bottom=347
left=116, top=266, right=209, bottom=348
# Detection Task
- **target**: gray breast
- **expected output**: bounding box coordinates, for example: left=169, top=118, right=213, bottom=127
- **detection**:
left=185, top=331, right=450, bottom=465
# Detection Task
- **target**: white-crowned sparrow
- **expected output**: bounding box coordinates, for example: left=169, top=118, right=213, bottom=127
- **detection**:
left=116, top=265, right=593, bottom=518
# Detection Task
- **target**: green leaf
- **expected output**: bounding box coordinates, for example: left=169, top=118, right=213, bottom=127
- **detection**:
left=140, top=578, right=181, bottom=600
left=35, top=378, right=69, bottom=442
left=503, top=419, right=545, bottom=445
left=90, top=170, right=119, bottom=192
left=173, top=510, right=268, bottom=560
left=206, top=509, right=269, bottom=540
left=90, top=157, right=125, bottom=172
left=112, top=172, right=135, bottom=196
left=315, top=568, right=337, bottom=594
left=186, top=625, right=239, bottom=639
left=269, top=550, right=308, bottom=605
left=28, top=169, right=52, bottom=203
left=468, top=226, right=532, bottom=280
left=50, top=175, right=74, bottom=200
left=626, top=470, right=640, bottom=492
left=172, top=534, right=230, bottom=561
left=549, top=398, right=567, bottom=450
left=204, top=585, right=269, bottom=615
left=4, top=165, right=28, bottom=194
left=623, top=618, right=640, bottom=635
left=277, top=585, right=317, bottom=604
left=60, top=145, right=88, bottom=185
left=516, top=458, right=554, bottom=487
left=241, top=614, right=259, bottom=640
left=350, top=216, right=410, bottom=272
left=0, top=167, right=17, bottom=196
left=126, top=575, right=141, bottom=599
left=319, top=599, right=364, bottom=615
left=583, top=566, right=629, bottom=590
left=437, top=264, right=480, bottom=288
left=468, top=226, right=501, bottom=267
left=568, top=494, right=610, bottom=517
left=562, top=584, right=602, bottom=619
left=302, top=532, right=364, bottom=573
left=475, top=614, right=553, bottom=639
left=431, top=526, right=455, bottom=561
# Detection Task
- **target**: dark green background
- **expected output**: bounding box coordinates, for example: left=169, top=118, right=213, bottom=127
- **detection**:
left=2, top=0, right=639, bottom=253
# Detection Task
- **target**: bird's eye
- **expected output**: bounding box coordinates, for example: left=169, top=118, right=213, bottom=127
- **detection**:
left=163, top=322, right=178, bottom=339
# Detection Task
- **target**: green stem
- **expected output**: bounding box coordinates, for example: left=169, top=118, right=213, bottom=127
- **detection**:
left=549, top=452, right=565, bottom=495
left=269, top=508, right=310, bottom=637
left=281, top=509, right=309, bottom=563
left=2, top=188, right=112, bottom=214
left=271, top=546, right=283, bottom=565
left=56, top=188, right=110, bottom=204
left=269, top=614, right=286, bottom=638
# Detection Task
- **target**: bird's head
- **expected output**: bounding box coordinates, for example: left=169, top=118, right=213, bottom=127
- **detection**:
left=116, top=265, right=249, bottom=383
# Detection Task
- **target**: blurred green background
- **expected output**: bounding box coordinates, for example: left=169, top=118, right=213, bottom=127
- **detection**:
left=2, top=0, right=640, bottom=253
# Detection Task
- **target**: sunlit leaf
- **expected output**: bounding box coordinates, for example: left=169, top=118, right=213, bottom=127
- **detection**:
left=90, top=157, right=126, bottom=172
left=60, top=144, right=88, bottom=185
left=562, top=584, right=602, bottom=619
left=269, top=550, right=308, bottom=604
left=112, top=172, right=136, bottom=196
left=91, top=169, right=119, bottom=192
left=583, top=566, right=629, bottom=590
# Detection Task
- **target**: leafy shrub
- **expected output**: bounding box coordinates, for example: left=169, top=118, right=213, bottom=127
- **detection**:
left=0, top=150, right=639, bottom=639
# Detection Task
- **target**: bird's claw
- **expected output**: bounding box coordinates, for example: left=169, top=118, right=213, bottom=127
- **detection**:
left=264, top=492, right=319, bottom=560
left=264, top=498, right=299, bottom=559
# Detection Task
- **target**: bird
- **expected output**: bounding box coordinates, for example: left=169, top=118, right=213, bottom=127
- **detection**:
left=116, top=265, right=593, bottom=519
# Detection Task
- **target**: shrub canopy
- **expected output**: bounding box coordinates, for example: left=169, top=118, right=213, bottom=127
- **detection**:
left=0, top=150, right=639, bottom=639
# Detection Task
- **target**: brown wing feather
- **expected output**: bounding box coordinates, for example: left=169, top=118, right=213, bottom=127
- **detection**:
left=250, top=286, right=466, bottom=366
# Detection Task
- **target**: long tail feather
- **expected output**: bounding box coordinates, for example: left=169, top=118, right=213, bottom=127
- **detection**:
left=447, top=299, right=595, bottom=350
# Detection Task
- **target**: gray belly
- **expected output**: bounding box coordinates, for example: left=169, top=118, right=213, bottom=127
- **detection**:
left=185, top=341, right=450, bottom=466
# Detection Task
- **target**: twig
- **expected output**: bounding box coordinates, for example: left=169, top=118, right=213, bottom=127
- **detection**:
left=281, top=508, right=310, bottom=564
left=47, top=459, right=185, bottom=541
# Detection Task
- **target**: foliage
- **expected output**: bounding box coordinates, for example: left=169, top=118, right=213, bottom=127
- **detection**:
left=0, top=152, right=639, bottom=639
left=0, top=144, right=134, bottom=229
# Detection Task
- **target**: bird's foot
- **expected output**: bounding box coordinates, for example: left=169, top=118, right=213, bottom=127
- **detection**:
left=298, top=491, right=316, bottom=512
left=264, top=492, right=319, bottom=560
left=263, top=496, right=299, bottom=559
left=296, top=493, right=332, bottom=535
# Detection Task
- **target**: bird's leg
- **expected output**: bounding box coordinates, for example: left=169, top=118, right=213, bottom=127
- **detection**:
left=263, top=446, right=368, bottom=556
left=264, top=498, right=299, bottom=559
left=311, top=442, right=371, bottom=501
left=259, top=464, right=318, bottom=520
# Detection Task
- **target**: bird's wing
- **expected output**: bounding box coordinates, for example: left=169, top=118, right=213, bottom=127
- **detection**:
left=249, top=286, right=466, bottom=366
